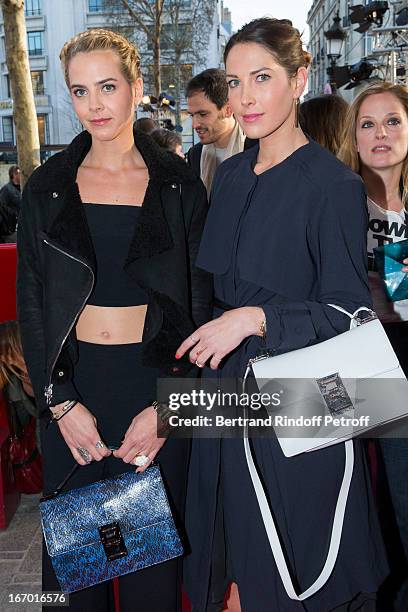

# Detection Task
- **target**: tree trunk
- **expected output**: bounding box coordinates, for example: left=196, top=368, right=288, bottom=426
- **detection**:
left=152, top=0, right=161, bottom=99
left=1, top=0, right=40, bottom=187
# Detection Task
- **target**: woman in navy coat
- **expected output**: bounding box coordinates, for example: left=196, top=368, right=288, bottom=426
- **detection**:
left=177, top=18, right=388, bottom=612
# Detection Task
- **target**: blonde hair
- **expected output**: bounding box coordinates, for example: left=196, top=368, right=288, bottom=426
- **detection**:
left=0, top=321, right=24, bottom=390
left=338, top=82, right=408, bottom=206
left=60, top=28, right=141, bottom=86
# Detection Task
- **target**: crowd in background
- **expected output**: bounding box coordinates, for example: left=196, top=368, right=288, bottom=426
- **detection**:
left=0, top=17, right=407, bottom=612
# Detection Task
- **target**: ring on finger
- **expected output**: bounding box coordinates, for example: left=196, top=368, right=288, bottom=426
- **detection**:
left=77, top=447, right=92, bottom=463
left=134, top=454, right=149, bottom=467
left=195, top=359, right=204, bottom=368
left=190, top=335, right=198, bottom=343
left=95, top=440, right=105, bottom=449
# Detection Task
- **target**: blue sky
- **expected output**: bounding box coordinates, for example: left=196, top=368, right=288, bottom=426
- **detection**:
left=224, top=0, right=311, bottom=44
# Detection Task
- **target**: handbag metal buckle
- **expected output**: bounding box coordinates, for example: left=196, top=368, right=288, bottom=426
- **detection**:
left=99, top=522, right=128, bottom=561
left=354, top=309, right=377, bottom=326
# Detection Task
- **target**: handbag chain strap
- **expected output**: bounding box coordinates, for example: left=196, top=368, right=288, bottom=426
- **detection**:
left=41, top=446, right=133, bottom=501
left=242, top=303, right=375, bottom=601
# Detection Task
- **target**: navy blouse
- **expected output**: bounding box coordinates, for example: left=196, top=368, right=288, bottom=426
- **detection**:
left=196, top=139, right=371, bottom=374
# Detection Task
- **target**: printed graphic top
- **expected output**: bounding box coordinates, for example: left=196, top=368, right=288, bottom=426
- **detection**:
left=367, top=196, right=408, bottom=323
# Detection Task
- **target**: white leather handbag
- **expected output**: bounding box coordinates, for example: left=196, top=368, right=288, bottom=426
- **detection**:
left=243, top=305, right=408, bottom=601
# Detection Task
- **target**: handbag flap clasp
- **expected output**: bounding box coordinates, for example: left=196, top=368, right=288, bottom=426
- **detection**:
left=99, top=522, right=128, bottom=561
left=353, top=309, right=377, bottom=326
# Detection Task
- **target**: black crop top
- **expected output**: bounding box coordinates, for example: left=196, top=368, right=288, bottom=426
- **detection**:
left=84, top=204, right=149, bottom=307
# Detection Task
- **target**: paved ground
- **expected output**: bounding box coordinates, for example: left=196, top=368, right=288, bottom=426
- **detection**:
left=0, top=495, right=399, bottom=612
left=0, top=494, right=42, bottom=612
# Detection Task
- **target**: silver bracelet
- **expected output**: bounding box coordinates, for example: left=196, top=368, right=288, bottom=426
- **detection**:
left=151, top=400, right=174, bottom=424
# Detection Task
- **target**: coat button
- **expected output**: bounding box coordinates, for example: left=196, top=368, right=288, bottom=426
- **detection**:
left=57, top=370, right=64, bottom=377
left=52, top=192, right=59, bottom=198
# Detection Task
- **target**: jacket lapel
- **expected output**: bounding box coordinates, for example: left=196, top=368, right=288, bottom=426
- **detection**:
left=31, top=128, right=197, bottom=271
left=46, top=181, right=96, bottom=271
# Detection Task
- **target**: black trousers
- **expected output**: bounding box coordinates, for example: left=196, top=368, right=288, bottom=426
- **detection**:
left=40, top=341, right=189, bottom=612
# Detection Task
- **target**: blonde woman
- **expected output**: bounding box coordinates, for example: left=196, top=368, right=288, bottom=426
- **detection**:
left=17, top=29, right=211, bottom=611
left=339, top=82, right=408, bottom=612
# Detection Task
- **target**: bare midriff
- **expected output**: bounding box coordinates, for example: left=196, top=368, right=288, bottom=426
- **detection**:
left=76, top=305, right=147, bottom=344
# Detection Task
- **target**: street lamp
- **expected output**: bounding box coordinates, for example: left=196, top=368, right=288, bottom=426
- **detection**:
left=324, top=11, right=346, bottom=92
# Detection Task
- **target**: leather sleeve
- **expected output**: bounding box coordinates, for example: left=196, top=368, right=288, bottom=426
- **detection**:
left=17, top=185, right=82, bottom=412
left=16, top=180, right=48, bottom=411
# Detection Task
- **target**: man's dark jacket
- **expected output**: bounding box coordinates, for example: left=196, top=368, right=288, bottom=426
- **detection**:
left=187, top=136, right=257, bottom=178
left=0, top=180, right=21, bottom=236
left=17, top=128, right=213, bottom=413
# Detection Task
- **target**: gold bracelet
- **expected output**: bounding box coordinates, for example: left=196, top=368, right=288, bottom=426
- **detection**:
left=259, top=317, right=267, bottom=339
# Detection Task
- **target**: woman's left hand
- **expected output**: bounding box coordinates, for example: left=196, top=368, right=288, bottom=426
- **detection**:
left=176, top=306, right=265, bottom=370
left=113, top=406, right=167, bottom=473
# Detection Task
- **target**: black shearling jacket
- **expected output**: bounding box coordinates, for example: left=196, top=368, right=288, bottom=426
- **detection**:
left=17, top=128, right=213, bottom=414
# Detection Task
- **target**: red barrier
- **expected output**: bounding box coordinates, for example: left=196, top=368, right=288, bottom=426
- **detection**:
left=0, top=392, right=20, bottom=528
left=0, top=243, right=17, bottom=323
left=0, top=244, right=21, bottom=527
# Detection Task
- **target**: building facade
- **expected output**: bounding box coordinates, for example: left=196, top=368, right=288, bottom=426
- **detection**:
left=0, top=0, right=225, bottom=147
left=307, top=0, right=408, bottom=101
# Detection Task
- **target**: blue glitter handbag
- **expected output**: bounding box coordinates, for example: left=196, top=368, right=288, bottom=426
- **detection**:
left=39, top=461, right=183, bottom=593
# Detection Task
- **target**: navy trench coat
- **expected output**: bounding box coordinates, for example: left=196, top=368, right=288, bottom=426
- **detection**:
left=184, top=140, right=388, bottom=612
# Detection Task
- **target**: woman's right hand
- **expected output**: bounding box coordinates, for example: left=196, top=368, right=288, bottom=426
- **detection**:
left=51, top=402, right=112, bottom=465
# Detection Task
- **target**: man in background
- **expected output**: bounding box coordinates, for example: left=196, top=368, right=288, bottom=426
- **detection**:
left=0, top=165, right=21, bottom=243
left=186, top=68, right=255, bottom=195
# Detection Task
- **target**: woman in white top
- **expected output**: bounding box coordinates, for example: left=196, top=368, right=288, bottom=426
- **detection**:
left=339, top=82, right=408, bottom=612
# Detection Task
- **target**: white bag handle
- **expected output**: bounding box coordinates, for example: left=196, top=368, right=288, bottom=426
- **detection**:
left=242, top=304, right=371, bottom=600
left=243, top=437, right=354, bottom=600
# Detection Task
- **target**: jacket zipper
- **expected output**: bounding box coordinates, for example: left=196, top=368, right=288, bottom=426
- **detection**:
left=42, top=238, right=94, bottom=406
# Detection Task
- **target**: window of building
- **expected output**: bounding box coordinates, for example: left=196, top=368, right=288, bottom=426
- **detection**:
left=146, top=0, right=190, bottom=4
left=27, top=31, right=44, bottom=56
left=25, top=0, right=41, bottom=16
left=37, top=114, right=49, bottom=145
left=31, top=71, right=45, bottom=95
left=147, top=23, right=192, bottom=51
left=88, top=0, right=104, bottom=10
left=144, top=63, right=192, bottom=95
left=88, top=0, right=123, bottom=11
left=2, top=117, right=14, bottom=143
left=365, top=33, right=374, bottom=56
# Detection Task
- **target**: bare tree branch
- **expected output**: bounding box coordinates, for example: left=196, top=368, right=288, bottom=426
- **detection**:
left=105, top=0, right=216, bottom=118
left=106, top=0, right=165, bottom=96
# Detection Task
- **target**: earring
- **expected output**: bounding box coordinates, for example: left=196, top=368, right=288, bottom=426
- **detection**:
left=295, top=98, right=300, bottom=128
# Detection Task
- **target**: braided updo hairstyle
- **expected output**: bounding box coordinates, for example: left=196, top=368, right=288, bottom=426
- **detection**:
left=224, top=17, right=311, bottom=78
left=60, top=28, right=141, bottom=86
